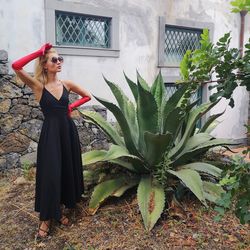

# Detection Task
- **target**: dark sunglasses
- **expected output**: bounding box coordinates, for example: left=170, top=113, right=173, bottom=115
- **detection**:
left=51, top=56, right=64, bottom=64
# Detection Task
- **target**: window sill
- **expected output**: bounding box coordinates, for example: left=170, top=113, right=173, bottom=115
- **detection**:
left=54, top=45, right=120, bottom=57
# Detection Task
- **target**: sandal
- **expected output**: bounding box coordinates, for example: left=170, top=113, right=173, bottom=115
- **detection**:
left=58, top=215, right=70, bottom=226
left=35, top=221, right=50, bottom=240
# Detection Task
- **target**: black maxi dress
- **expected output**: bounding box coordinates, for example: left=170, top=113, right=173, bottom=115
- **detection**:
left=35, top=84, right=84, bottom=221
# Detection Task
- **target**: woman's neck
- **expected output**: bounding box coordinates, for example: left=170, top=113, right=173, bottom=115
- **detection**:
left=46, top=72, right=58, bottom=85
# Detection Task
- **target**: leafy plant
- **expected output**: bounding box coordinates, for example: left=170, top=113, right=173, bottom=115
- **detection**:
left=179, top=29, right=250, bottom=108
left=80, top=72, right=236, bottom=231
left=214, top=156, right=250, bottom=224
left=21, top=160, right=33, bottom=180
left=230, top=0, right=250, bottom=12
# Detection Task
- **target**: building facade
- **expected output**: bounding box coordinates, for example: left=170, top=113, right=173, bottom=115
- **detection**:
left=1, top=0, right=249, bottom=142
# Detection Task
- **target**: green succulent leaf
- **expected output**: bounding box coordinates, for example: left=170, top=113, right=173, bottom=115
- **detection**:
left=124, top=71, right=139, bottom=101
left=180, top=162, right=222, bottom=178
left=89, top=176, right=139, bottom=214
left=94, top=95, right=140, bottom=156
left=203, top=181, right=225, bottom=203
left=137, top=176, right=165, bottom=231
left=173, top=138, right=238, bottom=166
left=199, top=111, right=225, bottom=133
left=144, top=131, right=173, bottom=166
left=168, top=169, right=207, bottom=205
left=137, top=79, right=158, bottom=153
left=80, top=110, right=124, bottom=147
left=169, top=100, right=220, bottom=159
left=103, top=76, right=139, bottom=144
left=82, top=145, right=142, bottom=172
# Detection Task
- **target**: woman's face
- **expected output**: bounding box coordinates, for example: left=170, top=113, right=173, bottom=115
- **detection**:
left=44, top=52, right=63, bottom=74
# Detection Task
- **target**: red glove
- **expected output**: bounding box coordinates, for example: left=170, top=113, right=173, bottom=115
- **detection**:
left=12, top=43, right=52, bottom=70
left=68, top=96, right=91, bottom=116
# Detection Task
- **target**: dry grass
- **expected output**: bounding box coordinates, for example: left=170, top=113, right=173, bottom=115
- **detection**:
left=0, top=169, right=249, bottom=250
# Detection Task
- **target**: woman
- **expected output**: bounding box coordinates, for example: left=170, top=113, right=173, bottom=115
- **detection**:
left=12, top=43, right=91, bottom=238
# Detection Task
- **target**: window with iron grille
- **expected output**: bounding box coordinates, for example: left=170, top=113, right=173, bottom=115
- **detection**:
left=55, top=11, right=111, bottom=48
left=45, top=0, right=119, bottom=57
left=165, top=83, right=203, bottom=127
left=164, top=25, right=202, bottom=66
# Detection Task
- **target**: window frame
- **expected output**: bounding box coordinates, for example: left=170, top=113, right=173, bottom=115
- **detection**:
left=158, top=16, right=214, bottom=68
left=45, top=0, right=120, bottom=57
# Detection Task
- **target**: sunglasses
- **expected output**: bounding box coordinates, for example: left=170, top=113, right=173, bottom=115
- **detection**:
left=51, top=56, right=64, bottom=64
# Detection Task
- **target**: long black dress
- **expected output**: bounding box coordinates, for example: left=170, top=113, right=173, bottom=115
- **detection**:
left=35, top=83, right=84, bottom=221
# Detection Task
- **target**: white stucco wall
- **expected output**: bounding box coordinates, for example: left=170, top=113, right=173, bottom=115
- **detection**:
left=0, top=0, right=249, bottom=141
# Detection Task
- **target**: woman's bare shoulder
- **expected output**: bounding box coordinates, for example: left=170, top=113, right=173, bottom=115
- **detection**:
left=61, top=79, right=74, bottom=92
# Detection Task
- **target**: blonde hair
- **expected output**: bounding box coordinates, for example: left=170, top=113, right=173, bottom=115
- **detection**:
left=34, top=48, right=57, bottom=85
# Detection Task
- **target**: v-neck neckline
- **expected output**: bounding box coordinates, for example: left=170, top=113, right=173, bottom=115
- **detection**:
left=44, top=84, right=65, bottom=102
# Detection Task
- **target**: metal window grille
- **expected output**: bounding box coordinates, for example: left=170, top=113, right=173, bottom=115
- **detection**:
left=55, top=11, right=111, bottom=48
left=165, top=83, right=202, bottom=105
left=165, top=83, right=203, bottom=127
left=164, top=25, right=202, bottom=65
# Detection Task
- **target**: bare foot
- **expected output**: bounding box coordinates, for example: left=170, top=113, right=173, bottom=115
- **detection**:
left=37, top=220, right=50, bottom=238
left=59, top=215, right=69, bottom=226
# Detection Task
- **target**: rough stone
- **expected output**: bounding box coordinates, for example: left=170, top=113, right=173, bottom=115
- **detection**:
left=5, top=153, right=21, bottom=169
left=23, top=85, right=33, bottom=95
left=0, top=114, right=23, bottom=134
left=0, top=50, right=8, bottom=61
left=0, top=64, right=8, bottom=75
left=0, top=82, right=22, bottom=98
left=28, top=95, right=39, bottom=107
left=0, top=157, right=7, bottom=171
left=27, top=140, right=38, bottom=153
left=17, top=98, right=29, bottom=105
left=19, top=119, right=42, bottom=142
left=31, top=108, right=44, bottom=120
left=20, top=152, right=37, bottom=166
left=0, top=132, right=30, bottom=156
left=0, top=99, right=11, bottom=113
left=10, top=104, right=32, bottom=117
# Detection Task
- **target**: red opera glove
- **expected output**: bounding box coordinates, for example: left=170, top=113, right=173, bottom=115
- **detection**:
left=68, top=96, right=91, bottom=116
left=12, top=43, right=52, bottom=70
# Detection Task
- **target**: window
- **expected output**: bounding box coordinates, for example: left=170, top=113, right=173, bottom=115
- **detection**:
left=164, top=26, right=202, bottom=66
left=165, top=83, right=203, bottom=127
left=55, top=11, right=111, bottom=48
left=165, top=83, right=202, bottom=105
left=45, top=0, right=119, bottom=57
left=158, top=17, right=214, bottom=68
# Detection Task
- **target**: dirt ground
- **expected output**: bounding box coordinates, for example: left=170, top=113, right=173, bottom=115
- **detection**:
left=0, top=168, right=249, bottom=250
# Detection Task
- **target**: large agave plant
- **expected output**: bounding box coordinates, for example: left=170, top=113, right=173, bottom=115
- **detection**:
left=81, top=72, right=236, bottom=231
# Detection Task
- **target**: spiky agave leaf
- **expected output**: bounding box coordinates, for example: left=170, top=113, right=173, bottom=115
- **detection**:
left=203, top=181, right=225, bottom=203
left=89, top=176, right=139, bottom=214
left=144, top=131, right=173, bottom=166
left=137, top=79, right=158, bottom=155
left=199, top=110, right=225, bottom=133
left=169, top=100, right=220, bottom=159
left=103, top=77, right=139, bottom=144
left=124, top=71, right=138, bottom=101
left=80, top=110, right=124, bottom=147
left=173, top=138, right=238, bottom=166
left=137, top=176, right=165, bottom=231
left=94, top=95, right=140, bottom=157
left=82, top=144, right=144, bottom=172
left=167, top=169, right=207, bottom=206
left=179, top=162, right=222, bottom=178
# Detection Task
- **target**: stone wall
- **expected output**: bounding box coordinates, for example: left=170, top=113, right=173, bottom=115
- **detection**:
left=0, top=50, right=109, bottom=171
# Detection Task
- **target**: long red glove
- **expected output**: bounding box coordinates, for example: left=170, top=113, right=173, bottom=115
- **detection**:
left=12, top=43, right=52, bottom=70
left=68, top=96, right=91, bottom=116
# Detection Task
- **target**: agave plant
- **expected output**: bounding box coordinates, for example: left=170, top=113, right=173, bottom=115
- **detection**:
left=80, top=72, right=236, bottom=231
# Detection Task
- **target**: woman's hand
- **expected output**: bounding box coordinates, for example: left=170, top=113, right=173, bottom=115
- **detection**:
left=40, top=43, right=53, bottom=55
left=68, top=105, right=73, bottom=117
